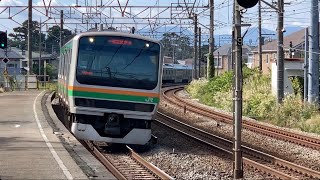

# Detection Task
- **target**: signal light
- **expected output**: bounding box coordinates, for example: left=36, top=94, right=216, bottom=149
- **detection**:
left=0, top=31, right=7, bottom=49
left=237, top=0, right=259, bottom=9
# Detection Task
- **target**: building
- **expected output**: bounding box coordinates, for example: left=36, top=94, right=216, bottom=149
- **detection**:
left=271, top=58, right=304, bottom=95
left=7, top=47, right=58, bottom=77
left=251, top=28, right=307, bottom=74
left=163, top=56, right=174, bottom=64
left=0, top=47, right=25, bottom=75
left=210, top=44, right=252, bottom=75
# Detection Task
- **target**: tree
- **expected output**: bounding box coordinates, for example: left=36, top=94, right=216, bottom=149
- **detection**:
left=9, top=20, right=45, bottom=51
left=45, top=25, right=73, bottom=54
left=160, top=32, right=193, bottom=61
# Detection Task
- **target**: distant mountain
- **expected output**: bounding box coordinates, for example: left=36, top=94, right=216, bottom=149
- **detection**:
left=283, top=26, right=304, bottom=36
left=240, top=26, right=304, bottom=46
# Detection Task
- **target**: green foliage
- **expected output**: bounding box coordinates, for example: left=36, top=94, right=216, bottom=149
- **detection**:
left=187, top=67, right=320, bottom=134
left=32, top=63, right=57, bottom=79
left=9, top=20, right=73, bottom=54
left=289, top=76, right=303, bottom=95
left=46, top=25, right=73, bottom=53
left=207, top=53, right=215, bottom=79
left=160, top=32, right=193, bottom=61
left=10, top=20, right=45, bottom=51
left=185, top=78, right=208, bottom=99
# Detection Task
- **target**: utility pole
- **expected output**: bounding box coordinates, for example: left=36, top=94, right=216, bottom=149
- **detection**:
left=258, top=0, right=262, bottom=72
left=304, top=28, right=309, bottom=102
left=308, top=0, right=319, bottom=103
left=233, top=1, right=243, bottom=179
left=28, top=0, right=32, bottom=75
left=60, top=10, right=64, bottom=48
left=193, top=13, right=198, bottom=79
left=207, top=0, right=215, bottom=79
left=38, top=19, right=42, bottom=77
left=277, top=0, right=284, bottom=104
left=198, top=27, right=201, bottom=78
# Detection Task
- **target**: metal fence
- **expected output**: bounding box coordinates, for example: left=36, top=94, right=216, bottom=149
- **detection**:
left=0, top=74, right=56, bottom=91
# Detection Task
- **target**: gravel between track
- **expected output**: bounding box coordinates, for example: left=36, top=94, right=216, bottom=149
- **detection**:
left=159, top=90, right=320, bottom=172
left=141, top=123, right=267, bottom=179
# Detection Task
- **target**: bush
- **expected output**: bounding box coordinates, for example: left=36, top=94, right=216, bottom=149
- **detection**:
left=186, top=67, right=320, bottom=134
left=185, top=78, right=207, bottom=99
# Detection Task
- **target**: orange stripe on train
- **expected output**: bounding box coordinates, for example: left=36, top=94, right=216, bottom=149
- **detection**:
left=68, top=86, right=160, bottom=98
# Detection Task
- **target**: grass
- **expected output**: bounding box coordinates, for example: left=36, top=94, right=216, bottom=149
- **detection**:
left=186, top=67, right=320, bottom=134
left=38, top=82, right=57, bottom=91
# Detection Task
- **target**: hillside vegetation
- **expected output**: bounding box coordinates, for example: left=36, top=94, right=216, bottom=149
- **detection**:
left=186, top=67, right=320, bottom=134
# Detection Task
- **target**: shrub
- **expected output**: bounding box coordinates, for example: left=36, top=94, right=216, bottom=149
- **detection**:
left=185, top=78, right=208, bottom=99
left=186, top=67, right=320, bottom=134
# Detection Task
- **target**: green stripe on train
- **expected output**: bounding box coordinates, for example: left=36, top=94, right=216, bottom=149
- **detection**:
left=60, top=42, right=72, bottom=54
left=68, top=90, right=160, bottom=103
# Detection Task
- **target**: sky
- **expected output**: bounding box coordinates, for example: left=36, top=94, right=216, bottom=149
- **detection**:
left=0, top=0, right=314, bottom=40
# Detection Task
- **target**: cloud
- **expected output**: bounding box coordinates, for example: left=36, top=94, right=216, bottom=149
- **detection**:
left=0, top=0, right=24, bottom=6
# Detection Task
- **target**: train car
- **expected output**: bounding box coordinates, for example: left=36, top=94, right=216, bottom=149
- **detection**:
left=162, top=63, right=192, bottom=83
left=57, top=31, right=163, bottom=145
left=162, top=64, right=175, bottom=83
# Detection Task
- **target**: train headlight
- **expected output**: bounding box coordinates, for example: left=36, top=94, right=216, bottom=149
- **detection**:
left=145, top=43, right=150, bottom=48
left=89, top=37, right=94, bottom=43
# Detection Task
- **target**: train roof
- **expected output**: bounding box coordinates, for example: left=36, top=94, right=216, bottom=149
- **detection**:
left=163, top=63, right=192, bottom=70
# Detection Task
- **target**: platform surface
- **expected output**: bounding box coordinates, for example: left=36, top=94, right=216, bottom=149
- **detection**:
left=0, top=90, right=115, bottom=179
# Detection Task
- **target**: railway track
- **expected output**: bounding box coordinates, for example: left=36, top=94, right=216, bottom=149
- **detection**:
left=84, top=141, right=173, bottom=180
left=162, top=86, right=320, bottom=150
left=155, top=112, right=320, bottom=180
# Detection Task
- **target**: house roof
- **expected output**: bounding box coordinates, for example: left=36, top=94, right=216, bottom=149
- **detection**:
left=213, top=44, right=232, bottom=56
left=10, top=47, right=58, bottom=60
left=213, top=44, right=252, bottom=56
left=252, top=27, right=310, bottom=52
left=0, top=48, right=24, bottom=60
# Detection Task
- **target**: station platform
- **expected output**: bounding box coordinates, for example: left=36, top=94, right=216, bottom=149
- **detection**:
left=0, top=90, right=115, bottom=180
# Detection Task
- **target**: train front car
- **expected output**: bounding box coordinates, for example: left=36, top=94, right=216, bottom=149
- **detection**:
left=69, top=32, right=162, bottom=145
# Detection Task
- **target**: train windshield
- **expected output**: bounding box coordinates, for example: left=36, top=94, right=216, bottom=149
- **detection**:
left=76, top=36, right=160, bottom=90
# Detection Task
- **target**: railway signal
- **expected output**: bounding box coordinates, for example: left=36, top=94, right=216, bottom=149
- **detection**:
left=237, top=0, right=259, bottom=8
left=0, top=31, right=7, bottom=49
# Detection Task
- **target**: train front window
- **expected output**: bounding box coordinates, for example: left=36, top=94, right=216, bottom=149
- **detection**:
left=76, top=36, right=160, bottom=90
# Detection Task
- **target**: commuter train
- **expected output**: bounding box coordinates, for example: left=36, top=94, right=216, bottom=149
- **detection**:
left=162, top=63, right=192, bottom=83
left=57, top=31, right=163, bottom=145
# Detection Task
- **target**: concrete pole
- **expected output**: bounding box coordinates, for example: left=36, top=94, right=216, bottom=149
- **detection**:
left=28, top=0, right=32, bottom=75
left=39, top=19, right=42, bottom=76
left=207, top=0, right=214, bottom=79
left=277, top=0, right=284, bottom=104
left=308, top=0, right=319, bottom=103
left=193, top=13, right=198, bottom=79
left=198, top=27, right=201, bottom=78
left=233, top=1, right=243, bottom=179
left=258, top=0, right=262, bottom=72
left=304, top=28, right=309, bottom=102
left=60, top=10, right=64, bottom=48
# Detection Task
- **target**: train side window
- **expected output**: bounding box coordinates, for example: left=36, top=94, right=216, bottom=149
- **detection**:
left=58, top=55, right=61, bottom=78
left=66, top=51, right=69, bottom=77
left=60, top=53, right=63, bottom=78
left=65, top=52, right=68, bottom=78
left=62, top=53, right=66, bottom=79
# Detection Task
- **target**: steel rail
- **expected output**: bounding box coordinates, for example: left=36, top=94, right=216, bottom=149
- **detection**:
left=162, top=86, right=320, bottom=150
left=127, top=146, right=173, bottom=180
left=155, top=112, right=320, bottom=179
left=83, top=141, right=126, bottom=180
left=83, top=141, right=172, bottom=179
